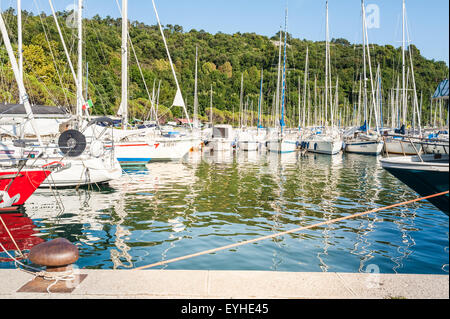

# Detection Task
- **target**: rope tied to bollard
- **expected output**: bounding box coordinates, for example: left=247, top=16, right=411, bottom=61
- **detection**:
left=134, top=190, right=449, bottom=270
left=0, top=241, right=76, bottom=293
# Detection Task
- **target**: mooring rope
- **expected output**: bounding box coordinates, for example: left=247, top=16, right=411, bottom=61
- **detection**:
left=0, top=216, right=24, bottom=258
left=134, top=190, right=449, bottom=270
left=0, top=241, right=75, bottom=293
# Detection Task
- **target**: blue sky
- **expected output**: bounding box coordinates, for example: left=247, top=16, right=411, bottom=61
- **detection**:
left=2, top=0, right=449, bottom=66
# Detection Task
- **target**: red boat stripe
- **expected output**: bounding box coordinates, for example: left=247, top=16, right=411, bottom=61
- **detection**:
left=105, top=144, right=151, bottom=147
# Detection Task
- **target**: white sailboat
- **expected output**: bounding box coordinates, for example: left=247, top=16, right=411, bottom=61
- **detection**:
left=302, top=1, right=342, bottom=155
left=0, top=2, right=122, bottom=187
left=344, top=0, right=384, bottom=156
left=266, top=9, right=298, bottom=154
left=384, top=0, right=423, bottom=156
left=107, top=0, right=157, bottom=165
left=95, top=0, right=196, bottom=163
left=237, top=72, right=266, bottom=152
left=47, top=0, right=154, bottom=166
left=143, top=0, right=199, bottom=161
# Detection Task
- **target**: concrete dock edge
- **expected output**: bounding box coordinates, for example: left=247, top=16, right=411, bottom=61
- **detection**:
left=0, top=269, right=448, bottom=299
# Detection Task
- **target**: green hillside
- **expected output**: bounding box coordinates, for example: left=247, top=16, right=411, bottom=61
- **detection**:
left=0, top=8, right=448, bottom=127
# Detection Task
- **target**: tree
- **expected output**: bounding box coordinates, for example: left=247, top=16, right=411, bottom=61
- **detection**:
left=219, top=61, right=233, bottom=78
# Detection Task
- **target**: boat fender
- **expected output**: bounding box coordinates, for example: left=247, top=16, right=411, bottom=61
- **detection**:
left=58, top=130, right=87, bottom=157
left=90, top=140, right=104, bottom=158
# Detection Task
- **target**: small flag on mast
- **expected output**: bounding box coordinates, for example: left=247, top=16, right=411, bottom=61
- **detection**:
left=82, top=99, right=93, bottom=111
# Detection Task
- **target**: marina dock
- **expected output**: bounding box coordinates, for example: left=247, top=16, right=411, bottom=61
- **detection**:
left=1, top=269, right=448, bottom=299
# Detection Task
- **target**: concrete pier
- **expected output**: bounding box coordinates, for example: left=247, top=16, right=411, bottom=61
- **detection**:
left=0, top=269, right=448, bottom=299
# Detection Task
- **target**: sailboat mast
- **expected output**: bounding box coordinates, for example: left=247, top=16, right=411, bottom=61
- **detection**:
left=121, top=0, right=128, bottom=129
left=280, top=8, right=288, bottom=135
left=152, top=0, right=192, bottom=129
left=406, top=18, right=422, bottom=135
left=257, top=69, right=263, bottom=132
left=361, top=0, right=368, bottom=133
left=402, top=0, right=406, bottom=127
left=298, top=76, right=301, bottom=129
left=302, top=46, right=309, bottom=129
left=325, top=0, right=329, bottom=128
left=314, top=76, right=317, bottom=126
left=49, top=0, right=78, bottom=88
left=0, top=8, right=43, bottom=145
left=17, top=0, right=23, bottom=103
left=239, top=73, right=244, bottom=128
left=193, top=46, right=199, bottom=129
left=210, top=84, right=213, bottom=125
left=77, top=0, right=83, bottom=121
left=275, top=27, right=282, bottom=128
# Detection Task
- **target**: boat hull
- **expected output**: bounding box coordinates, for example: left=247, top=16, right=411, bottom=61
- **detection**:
left=380, top=155, right=449, bottom=215
left=36, top=157, right=122, bottom=188
left=345, top=141, right=384, bottom=155
left=111, top=143, right=154, bottom=165
left=238, top=141, right=259, bottom=151
left=303, top=138, right=342, bottom=155
left=148, top=139, right=198, bottom=161
left=209, top=139, right=234, bottom=152
left=267, top=139, right=297, bottom=153
left=1, top=170, right=50, bottom=206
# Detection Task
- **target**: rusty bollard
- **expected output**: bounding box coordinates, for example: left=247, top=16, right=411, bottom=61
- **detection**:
left=29, top=238, right=79, bottom=273
left=17, top=238, right=87, bottom=293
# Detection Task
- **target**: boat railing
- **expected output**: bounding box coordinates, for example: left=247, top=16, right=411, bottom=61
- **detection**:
left=383, top=133, right=449, bottom=144
left=382, top=133, right=449, bottom=160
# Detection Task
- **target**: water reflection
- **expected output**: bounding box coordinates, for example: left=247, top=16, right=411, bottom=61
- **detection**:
left=0, top=150, right=446, bottom=274
left=0, top=211, right=44, bottom=263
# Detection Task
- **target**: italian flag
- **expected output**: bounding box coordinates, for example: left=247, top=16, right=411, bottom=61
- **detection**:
left=82, top=99, right=94, bottom=111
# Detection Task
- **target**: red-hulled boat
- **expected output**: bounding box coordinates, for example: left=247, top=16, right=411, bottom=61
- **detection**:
left=0, top=169, right=51, bottom=209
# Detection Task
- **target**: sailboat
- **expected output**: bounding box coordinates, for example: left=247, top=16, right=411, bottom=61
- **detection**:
left=344, top=0, right=384, bottom=156
left=100, top=0, right=156, bottom=166
left=237, top=72, right=266, bottom=151
left=266, top=9, right=298, bottom=154
left=0, top=1, right=122, bottom=188
left=143, top=0, right=200, bottom=161
left=302, top=1, right=342, bottom=155
left=383, top=0, right=423, bottom=156
left=88, top=0, right=196, bottom=163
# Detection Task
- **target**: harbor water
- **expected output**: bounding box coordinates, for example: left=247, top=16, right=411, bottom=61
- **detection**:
left=1, top=151, right=448, bottom=274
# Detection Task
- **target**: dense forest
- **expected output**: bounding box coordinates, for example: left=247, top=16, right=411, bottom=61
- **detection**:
left=0, top=8, right=448, bottom=127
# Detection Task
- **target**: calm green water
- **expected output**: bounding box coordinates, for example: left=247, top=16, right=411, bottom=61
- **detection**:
left=1, top=151, right=448, bottom=274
